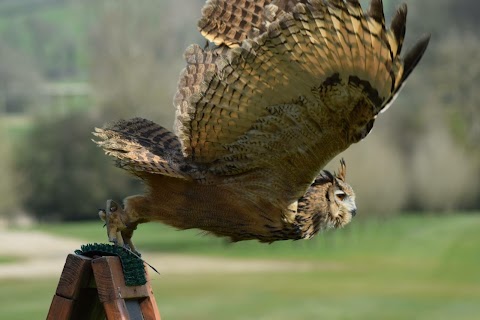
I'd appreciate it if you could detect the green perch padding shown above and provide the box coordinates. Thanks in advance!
[75,243,147,286]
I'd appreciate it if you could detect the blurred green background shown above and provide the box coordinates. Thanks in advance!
[0,0,479,319]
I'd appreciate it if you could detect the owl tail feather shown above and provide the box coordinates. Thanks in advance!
[93,117,191,179]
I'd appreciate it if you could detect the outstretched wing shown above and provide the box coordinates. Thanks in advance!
[174,0,429,201]
[94,118,193,179]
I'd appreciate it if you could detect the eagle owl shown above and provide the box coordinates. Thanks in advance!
[95,0,429,250]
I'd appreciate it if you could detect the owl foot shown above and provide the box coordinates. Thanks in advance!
[98,199,139,254]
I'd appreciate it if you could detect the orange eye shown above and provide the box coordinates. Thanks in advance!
[336,192,346,201]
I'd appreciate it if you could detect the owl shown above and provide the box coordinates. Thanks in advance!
[94,0,429,251]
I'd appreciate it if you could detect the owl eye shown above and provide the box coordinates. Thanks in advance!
[335,191,346,201]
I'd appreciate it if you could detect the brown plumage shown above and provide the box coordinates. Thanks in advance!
[94,0,429,249]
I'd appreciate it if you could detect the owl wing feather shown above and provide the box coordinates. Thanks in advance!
[93,118,193,179]
[174,0,429,201]
[198,0,302,47]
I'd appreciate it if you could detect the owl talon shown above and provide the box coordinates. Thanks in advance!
[98,199,139,253]
[98,199,127,247]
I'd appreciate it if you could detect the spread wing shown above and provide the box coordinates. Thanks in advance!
[174,0,429,201]
[93,118,193,179]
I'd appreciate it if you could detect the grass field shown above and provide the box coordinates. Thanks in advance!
[2,213,480,319]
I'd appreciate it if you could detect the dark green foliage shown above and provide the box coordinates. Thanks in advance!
[16,112,142,221]
[75,243,147,286]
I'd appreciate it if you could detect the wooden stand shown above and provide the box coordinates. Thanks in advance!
[47,254,161,320]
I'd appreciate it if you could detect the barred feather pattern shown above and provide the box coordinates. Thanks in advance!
[93,118,194,179]
[174,0,428,202]
[198,0,302,47]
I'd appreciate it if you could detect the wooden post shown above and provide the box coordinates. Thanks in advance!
[47,254,161,320]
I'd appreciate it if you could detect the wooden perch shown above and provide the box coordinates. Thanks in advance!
[47,253,161,320]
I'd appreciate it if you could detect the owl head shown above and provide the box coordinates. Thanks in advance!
[329,159,356,227]
[312,159,357,229]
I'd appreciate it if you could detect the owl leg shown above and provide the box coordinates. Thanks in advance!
[98,199,139,254]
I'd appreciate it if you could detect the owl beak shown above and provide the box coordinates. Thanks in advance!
[351,208,357,217]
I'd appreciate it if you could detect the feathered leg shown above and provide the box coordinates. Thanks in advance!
[98,198,142,253]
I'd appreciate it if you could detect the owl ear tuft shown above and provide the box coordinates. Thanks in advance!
[314,170,334,186]
[335,158,347,182]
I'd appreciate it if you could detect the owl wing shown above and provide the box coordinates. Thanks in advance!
[93,118,193,179]
[197,0,301,47]
[174,0,429,200]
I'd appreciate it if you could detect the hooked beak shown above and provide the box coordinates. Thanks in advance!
[351,208,357,217]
